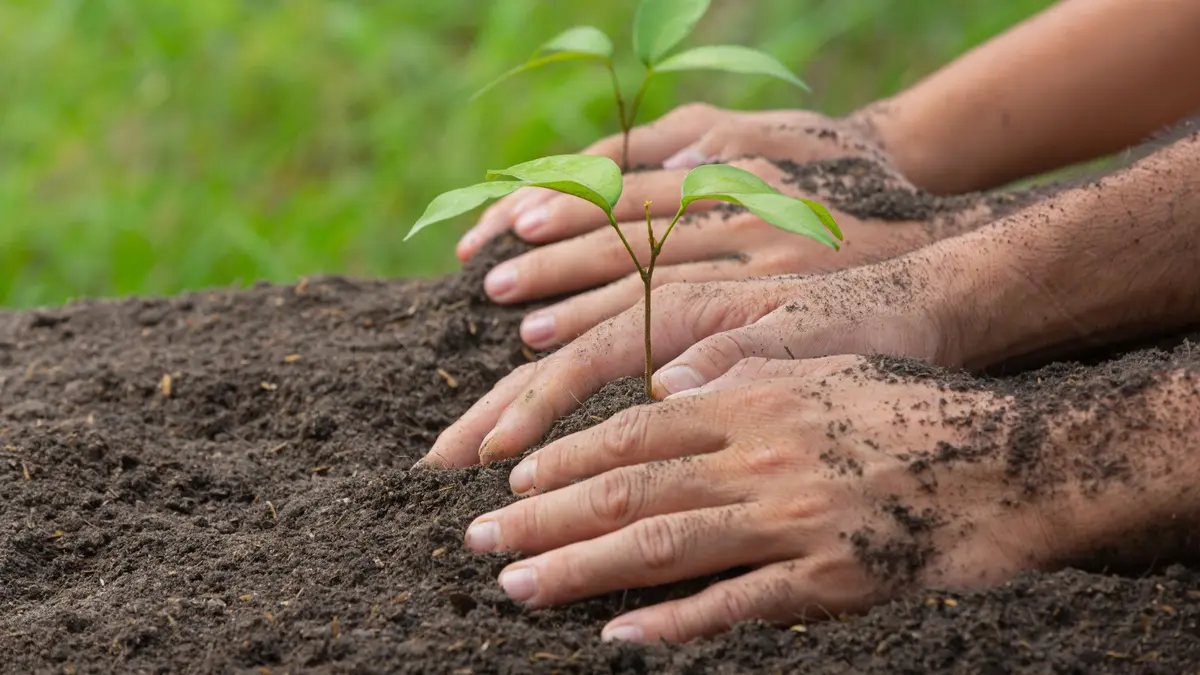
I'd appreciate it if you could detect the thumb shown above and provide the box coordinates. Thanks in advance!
[660,138,718,171]
[661,118,747,170]
[666,355,868,399]
[651,323,781,398]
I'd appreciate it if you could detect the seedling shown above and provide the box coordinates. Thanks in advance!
[406,155,842,398]
[471,0,809,170]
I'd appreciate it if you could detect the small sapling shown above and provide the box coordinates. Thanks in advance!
[470,0,809,170]
[406,155,842,398]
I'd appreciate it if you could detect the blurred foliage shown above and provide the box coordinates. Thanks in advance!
[0,0,1054,307]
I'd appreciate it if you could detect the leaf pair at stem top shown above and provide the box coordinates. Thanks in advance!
[471,0,808,170]
[408,0,840,398]
[406,155,842,398]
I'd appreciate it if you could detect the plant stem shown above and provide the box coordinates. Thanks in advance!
[643,201,657,399]
[605,61,632,172]
[622,72,652,174]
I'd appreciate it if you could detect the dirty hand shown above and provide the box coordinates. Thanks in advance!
[455,103,896,263]
[483,156,936,350]
[418,249,960,469]
[461,355,1055,642]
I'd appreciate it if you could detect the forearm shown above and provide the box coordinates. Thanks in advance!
[935,132,1200,370]
[856,0,1200,195]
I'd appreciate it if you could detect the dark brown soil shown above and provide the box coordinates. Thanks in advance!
[3,184,1200,673]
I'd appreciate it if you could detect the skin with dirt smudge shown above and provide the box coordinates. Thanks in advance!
[455,0,1200,351]
[461,354,1200,643]
[420,130,1200,470]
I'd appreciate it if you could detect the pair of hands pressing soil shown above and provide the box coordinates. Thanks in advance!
[3,162,1200,672]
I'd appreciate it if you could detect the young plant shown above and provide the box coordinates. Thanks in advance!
[406,155,842,398]
[470,0,808,170]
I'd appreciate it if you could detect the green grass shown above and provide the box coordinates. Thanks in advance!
[0,0,1055,308]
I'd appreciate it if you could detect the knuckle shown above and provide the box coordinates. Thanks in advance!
[698,331,755,369]
[710,583,755,625]
[601,406,653,463]
[587,468,643,525]
[729,357,771,379]
[671,101,719,122]
[738,441,791,475]
[630,516,684,571]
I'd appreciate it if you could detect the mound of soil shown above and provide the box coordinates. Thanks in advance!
[3,172,1200,673]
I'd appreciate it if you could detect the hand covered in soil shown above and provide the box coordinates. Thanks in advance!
[460,356,1054,642]
[455,107,915,344]
[418,253,957,469]
[479,157,937,350]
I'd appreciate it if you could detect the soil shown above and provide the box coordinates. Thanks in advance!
[3,162,1200,673]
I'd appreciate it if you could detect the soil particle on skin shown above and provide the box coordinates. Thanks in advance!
[776,156,1087,224]
[3,243,1200,671]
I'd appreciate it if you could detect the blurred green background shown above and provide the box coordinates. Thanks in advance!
[0,0,1055,308]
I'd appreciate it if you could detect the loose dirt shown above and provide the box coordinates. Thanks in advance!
[2,166,1199,673]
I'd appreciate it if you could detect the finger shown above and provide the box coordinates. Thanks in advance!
[667,355,868,399]
[519,260,758,350]
[467,453,738,555]
[514,168,716,242]
[601,557,871,643]
[651,321,779,398]
[477,279,787,464]
[582,102,728,167]
[417,362,539,468]
[456,187,557,261]
[486,209,753,305]
[507,394,727,495]
[662,115,778,170]
[492,502,782,609]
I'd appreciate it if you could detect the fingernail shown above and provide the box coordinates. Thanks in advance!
[409,458,426,471]
[602,625,645,643]
[499,567,537,603]
[514,206,547,238]
[478,428,501,464]
[484,264,518,300]
[520,312,556,347]
[509,458,537,494]
[654,365,705,396]
[458,229,478,251]
[464,519,500,552]
[663,148,706,170]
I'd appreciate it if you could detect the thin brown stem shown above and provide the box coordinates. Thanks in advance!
[655,205,688,254]
[606,61,632,172]
[622,72,652,174]
[643,201,657,399]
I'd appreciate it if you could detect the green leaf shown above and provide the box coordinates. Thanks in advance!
[679,165,841,249]
[735,193,840,248]
[405,181,523,241]
[486,154,623,216]
[469,26,613,101]
[540,26,614,58]
[680,164,777,202]
[799,198,843,240]
[654,45,810,91]
[633,0,711,66]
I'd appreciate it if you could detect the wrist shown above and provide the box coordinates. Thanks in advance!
[845,97,949,195]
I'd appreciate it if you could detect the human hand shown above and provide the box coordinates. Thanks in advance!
[460,356,1058,643]
[418,249,962,469]
[483,156,936,350]
[455,103,895,263]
